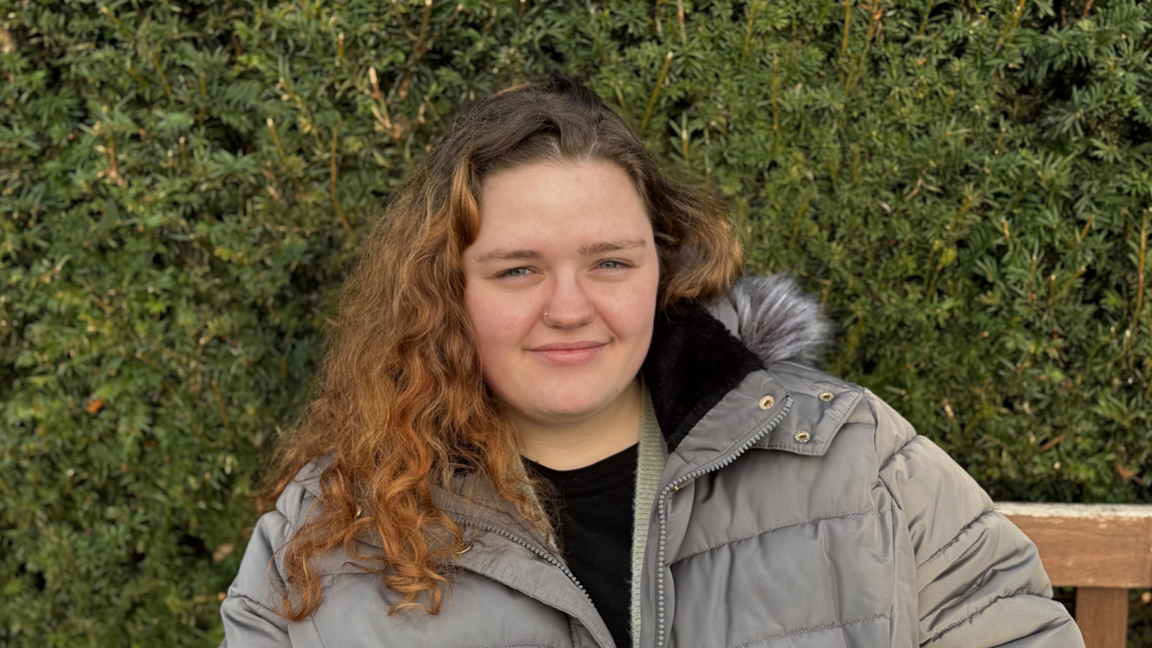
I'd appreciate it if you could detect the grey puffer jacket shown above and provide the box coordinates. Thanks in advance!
[221,276,1084,648]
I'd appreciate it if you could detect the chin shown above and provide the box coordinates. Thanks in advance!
[518,386,617,422]
[537,398,607,421]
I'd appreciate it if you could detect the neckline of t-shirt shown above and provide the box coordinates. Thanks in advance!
[524,442,639,490]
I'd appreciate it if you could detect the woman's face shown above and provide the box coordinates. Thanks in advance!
[463,160,660,428]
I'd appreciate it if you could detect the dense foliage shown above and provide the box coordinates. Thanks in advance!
[1,0,1149,644]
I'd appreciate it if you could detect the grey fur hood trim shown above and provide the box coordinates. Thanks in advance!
[708,274,833,368]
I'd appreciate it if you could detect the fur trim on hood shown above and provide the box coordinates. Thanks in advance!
[709,274,833,368]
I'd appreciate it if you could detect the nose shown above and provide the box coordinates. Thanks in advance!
[543,274,594,328]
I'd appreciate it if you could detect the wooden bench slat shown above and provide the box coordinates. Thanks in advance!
[996,503,1152,589]
[996,502,1152,519]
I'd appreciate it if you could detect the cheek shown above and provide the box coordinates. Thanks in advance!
[606,271,660,344]
[464,288,499,353]
[630,295,659,344]
[465,286,530,364]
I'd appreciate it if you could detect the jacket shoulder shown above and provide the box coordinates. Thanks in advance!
[269,454,384,576]
[274,454,331,531]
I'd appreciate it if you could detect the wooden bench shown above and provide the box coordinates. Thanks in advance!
[996,502,1152,648]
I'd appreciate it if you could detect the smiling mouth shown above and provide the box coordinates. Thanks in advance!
[527,342,607,366]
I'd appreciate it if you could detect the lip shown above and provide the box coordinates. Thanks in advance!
[527,341,607,366]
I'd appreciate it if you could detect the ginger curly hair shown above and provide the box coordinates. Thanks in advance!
[265,75,742,619]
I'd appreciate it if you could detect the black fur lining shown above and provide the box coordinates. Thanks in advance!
[642,302,764,453]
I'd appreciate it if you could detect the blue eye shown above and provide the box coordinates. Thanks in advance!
[599,260,629,270]
[499,267,531,278]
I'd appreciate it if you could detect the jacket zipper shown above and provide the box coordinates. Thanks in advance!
[449,517,621,646]
[454,518,594,602]
[652,396,793,648]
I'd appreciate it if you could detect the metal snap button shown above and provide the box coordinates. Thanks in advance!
[818,391,834,402]
[758,395,775,410]
[794,430,812,443]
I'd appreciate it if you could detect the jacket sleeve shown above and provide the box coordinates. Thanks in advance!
[219,510,293,648]
[868,390,1085,648]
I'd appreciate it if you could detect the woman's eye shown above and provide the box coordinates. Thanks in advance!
[499,267,532,278]
[598,260,628,270]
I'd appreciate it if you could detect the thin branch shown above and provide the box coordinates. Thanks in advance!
[741,2,758,69]
[641,52,674,135]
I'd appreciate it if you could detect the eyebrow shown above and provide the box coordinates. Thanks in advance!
[579,238,648,255]
[472,238,648,263]
[472,248,543,263]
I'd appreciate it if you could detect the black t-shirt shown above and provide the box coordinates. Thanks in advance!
[525,443,638,648]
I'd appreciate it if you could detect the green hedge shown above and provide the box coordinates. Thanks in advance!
[2,0,1150,645]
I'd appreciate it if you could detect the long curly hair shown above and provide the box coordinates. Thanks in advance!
[265,75,743,619]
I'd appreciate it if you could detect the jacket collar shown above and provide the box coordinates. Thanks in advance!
[641,302,764,453]
[643,274,833,454]
[289,454,555,555]
[432,470,555,550]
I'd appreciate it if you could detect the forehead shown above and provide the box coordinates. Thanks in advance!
[473,160,652,247]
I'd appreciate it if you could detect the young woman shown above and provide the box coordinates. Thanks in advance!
[220,76,1083,648]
